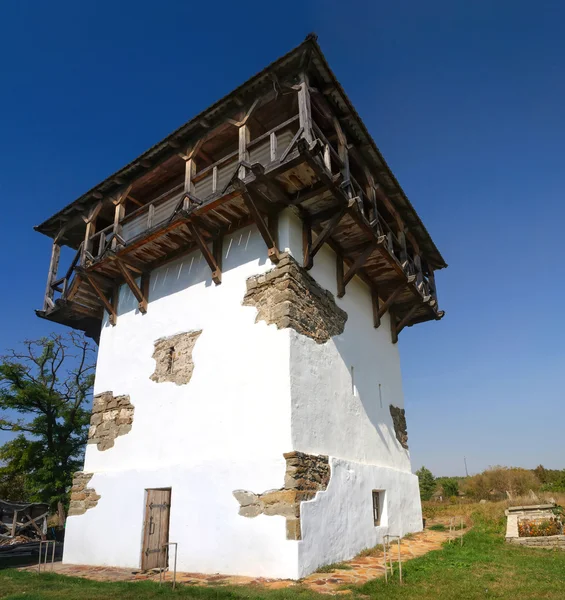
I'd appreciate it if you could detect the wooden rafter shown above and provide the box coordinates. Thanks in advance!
[302,214,312,268]
[390,308,398,344]
[396,304,419,337]
[114,259,148,313]
[236,183,280,263]
[80,270,117,325]
[109,252,144,274]
[377,281,409,321]
[186,222,222,284]
[336,253,345,298]
[371,287,380,328]
[305,204,348,269]
[340,243,376,296]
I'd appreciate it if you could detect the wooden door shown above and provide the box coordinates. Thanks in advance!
[141,488,171,570]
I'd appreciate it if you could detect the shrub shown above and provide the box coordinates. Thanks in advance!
[463,466,541,500]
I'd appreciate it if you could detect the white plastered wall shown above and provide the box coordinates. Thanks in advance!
[64,212,422,579]
[279,210,423,576]
[63,225,300,578]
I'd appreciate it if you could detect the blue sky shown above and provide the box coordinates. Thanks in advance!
[0,0,563,476]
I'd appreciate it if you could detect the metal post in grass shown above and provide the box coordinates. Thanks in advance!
[159,543,178,590]
[397,536,403,584]
[460,517,464,546]
[38,540,56,573]
[383,536,388,583]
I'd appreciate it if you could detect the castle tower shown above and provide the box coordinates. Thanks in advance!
[35,35,446,579]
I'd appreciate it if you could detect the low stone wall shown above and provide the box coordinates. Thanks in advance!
[508,535,565,549]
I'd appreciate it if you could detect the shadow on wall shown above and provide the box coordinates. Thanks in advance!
[103,226,268,325]
[288,244,407,467]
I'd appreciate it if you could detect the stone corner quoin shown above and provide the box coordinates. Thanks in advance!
[242,254,348,344]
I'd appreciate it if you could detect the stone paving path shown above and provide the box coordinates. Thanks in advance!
[20,524,466,595]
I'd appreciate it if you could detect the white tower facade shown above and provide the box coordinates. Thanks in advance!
[36,36,445,579]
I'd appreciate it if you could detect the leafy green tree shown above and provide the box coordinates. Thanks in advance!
[0,469,28,502]
[0,333,95,523]
[416,466,436,501]
[442,478,459,498]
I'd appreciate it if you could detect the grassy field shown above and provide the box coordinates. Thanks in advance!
[2,501,565,599]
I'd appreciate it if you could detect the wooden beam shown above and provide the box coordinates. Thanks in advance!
[371,287,381,328]
[186,222,222,284]
[390,308,398,344]
[336,253,345,298]
[213,235,223,276]
[340,244,375,294]
[82,272,117,325]
[23,514,45,539]
[111,283,119,320]
[10,510,17,537]
[428,266,438,303]
[302,215,312,268]
[114,260,148,313]
[238,186,280,263]
[82,218,97,264]
[141,272,150,307]
[270,131,277,162]
[82,200,103,224]
[108,252,144,274]
[111,200,126,250]
[183,157,196,210]
[238,124,250,179]
[306,205,347,269]
[396,304,420,337]
[297,75,314,144]
[377,281,407,320]
[43,241,61,311]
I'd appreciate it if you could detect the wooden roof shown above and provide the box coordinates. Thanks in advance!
[34,34,446,270]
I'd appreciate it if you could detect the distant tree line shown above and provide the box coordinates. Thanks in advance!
[416,464,565,502]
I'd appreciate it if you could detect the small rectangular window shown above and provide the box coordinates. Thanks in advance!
[372,491,381,526]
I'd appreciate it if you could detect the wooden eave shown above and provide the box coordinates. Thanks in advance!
[33,34,446,270]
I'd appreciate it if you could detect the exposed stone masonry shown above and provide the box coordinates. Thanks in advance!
[243,254,347,344]
[150,330,202,385]
[88,392,134,451]
[389,405,409,449]
[233,451,331,540]
[68,472,100,516]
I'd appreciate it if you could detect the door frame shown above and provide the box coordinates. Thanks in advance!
[140,487,172,571]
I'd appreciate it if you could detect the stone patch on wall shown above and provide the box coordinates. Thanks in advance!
[233,451,331,540]
[243,254,347,344]
[150,330,202,385]
[389,405,408,449]
[88,391,134,451]
[68,472,100,516]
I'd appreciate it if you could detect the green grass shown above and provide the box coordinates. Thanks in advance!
[315,562,353,573]
[2,513,565,599]
[352,515,565,599]
[428,524,448,531]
